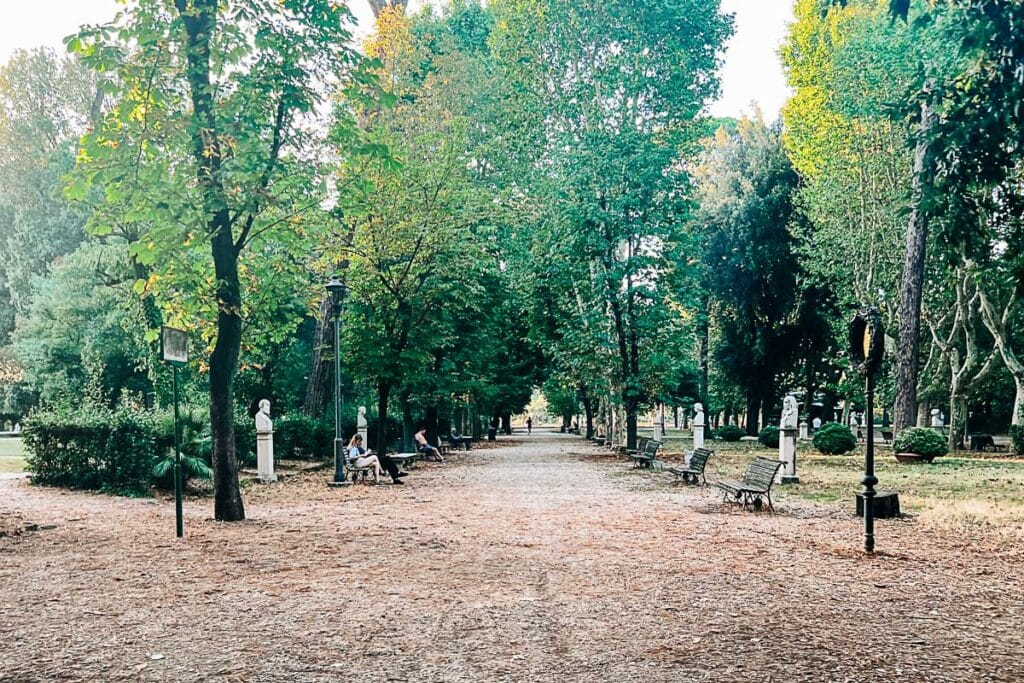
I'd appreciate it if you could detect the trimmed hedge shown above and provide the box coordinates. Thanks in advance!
[714,424,745,442]
[23,408,160,495]
[812,422,857,455]
[892,427,947,460]
[758,425,780,448]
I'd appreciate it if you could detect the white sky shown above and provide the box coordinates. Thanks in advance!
[0,0,793,120]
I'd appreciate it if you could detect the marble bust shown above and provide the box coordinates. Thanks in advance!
[255,399,273,432]
[693,402,705,427]
[781,395,799,430]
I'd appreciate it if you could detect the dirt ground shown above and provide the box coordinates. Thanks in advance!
[1,431,1022,683]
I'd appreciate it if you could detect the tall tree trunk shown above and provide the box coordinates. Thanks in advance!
[375,380,391,457]
[580,385,595,439]
[426,405,440,445]
[176,0,244,521]
[400,390,414,452]
[697,313,709,406]
[894,98,935,432]
[368,0,409,18]
[745,390,760,435]
[302,294,334,417]
[501,413,512,435]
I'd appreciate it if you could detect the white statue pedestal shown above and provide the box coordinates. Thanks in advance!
[257,429,277,482]
[693,424,705,451]
[778,427,799,484]
[799,420,809,440]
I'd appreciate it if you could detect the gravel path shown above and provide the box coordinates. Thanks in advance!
[1,431,1022,682]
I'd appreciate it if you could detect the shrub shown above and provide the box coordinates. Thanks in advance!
[1010,425,1024,455]
[758,425,780,448]
[893,427,947,460]
[714,424,745,442]
[23,407,159,495]
[812,422,857,455]
[274,412,333,460]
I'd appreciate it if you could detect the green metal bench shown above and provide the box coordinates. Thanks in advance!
[627,439,661,469]
[715,457,783,511]
[667,447,713,485]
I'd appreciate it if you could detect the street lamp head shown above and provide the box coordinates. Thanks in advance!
[325,274,347,307]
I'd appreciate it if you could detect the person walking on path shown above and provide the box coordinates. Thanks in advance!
[415,428,444,463]
[526,416,533,434]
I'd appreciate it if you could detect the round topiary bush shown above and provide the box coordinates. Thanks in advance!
[714,424,745,442]
[812,422,857,455]
[893,427,948,461]
[758,425,780,448]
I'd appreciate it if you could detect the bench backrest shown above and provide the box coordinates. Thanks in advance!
[689,448,713,472]
[636,436,650,452]
[645,439,662,456]
[742,457,782,488]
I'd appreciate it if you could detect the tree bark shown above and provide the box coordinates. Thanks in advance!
[400,390,414,452]
[176,0,244,521]
[375,379,392,457]
[501,412,512,435]
[302,294,334,417]
[368,0,409,18]
[894,98,935,432]
[580,385,595,439]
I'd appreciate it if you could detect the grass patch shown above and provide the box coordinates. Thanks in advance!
[0,438,26,473]
[643,431,1024,530]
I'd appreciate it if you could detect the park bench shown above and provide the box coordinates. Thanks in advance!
[627,439,662,469]
[625,436,650,457]
[880,429,893,445]
[667,447,713,485]
[715,457,783,511]
[444,434,472,451]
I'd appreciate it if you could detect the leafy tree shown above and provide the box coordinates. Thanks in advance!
[495,0,733,449]
[0,49,97,344]
[695,116,804,434]
[69,0,365,520]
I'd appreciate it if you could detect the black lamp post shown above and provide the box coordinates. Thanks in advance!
[849,307,884,553]
[326,275,350,486]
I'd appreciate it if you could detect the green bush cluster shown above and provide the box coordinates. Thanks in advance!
[714,424,745,442]
[758,425,780,448]
[23,407,161,495]
[892,427,947,460]
[812,422,857,455]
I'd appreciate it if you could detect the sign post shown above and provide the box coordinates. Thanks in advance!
[848,308,884,553]
[161,326,189,538]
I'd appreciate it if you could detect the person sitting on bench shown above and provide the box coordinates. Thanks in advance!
[415,428,444,463]
[347,434,383,484]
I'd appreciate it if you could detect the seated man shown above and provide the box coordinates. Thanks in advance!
[415,428,444,463]
[449,427,472,450]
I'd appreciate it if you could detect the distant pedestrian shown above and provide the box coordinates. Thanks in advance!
[526,416,533,434]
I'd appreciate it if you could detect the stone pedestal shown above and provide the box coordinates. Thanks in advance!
[655,403,666,442]
[693,424,705,451]
[799,420,809,440]
[777,427,798,484]
[257,430,277,482]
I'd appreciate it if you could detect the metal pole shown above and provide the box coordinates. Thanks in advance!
[863,372,877,553]
[332,311,347,484]
[173,365,184,539]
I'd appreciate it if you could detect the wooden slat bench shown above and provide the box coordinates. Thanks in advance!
[715,457,783,511]
[628,439,662,469]
[667,447,713,485]
[625,437,650,457]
